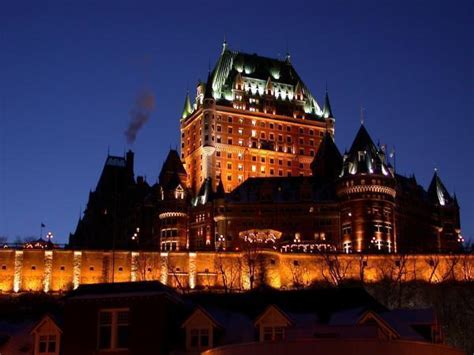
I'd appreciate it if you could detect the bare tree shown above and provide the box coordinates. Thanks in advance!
[426,255,441,283]
[320,252,352,286]
[214,254,242,292]
[289,261,310,289]
[441,255,460,282]
[135,253,159,281]
[460,254,474,281]
[165,257,189,293]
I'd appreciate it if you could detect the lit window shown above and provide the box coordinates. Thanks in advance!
[251,130,257,137]
[251,165,257,172]
[98,309,129,350]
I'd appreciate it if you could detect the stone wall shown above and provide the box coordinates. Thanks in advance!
[0,249,472,293]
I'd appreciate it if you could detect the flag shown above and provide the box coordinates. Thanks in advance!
[41,223,45,228]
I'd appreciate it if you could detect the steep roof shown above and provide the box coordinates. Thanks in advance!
[209,45,322,117]
[181,92,193,119]
[341,125,393,178]
[427,170,453,206]
[159,150,187,187]
[310,132,342,181]
[322,91,334,118]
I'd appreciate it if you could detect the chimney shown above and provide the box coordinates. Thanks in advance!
[126,150,134,177]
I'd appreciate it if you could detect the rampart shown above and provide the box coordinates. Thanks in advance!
[0,249,472,293]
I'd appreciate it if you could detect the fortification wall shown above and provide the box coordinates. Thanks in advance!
[0,249,472,293]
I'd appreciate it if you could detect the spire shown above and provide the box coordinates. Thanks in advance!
[181,92,193,119]
[222,36,228,53]
[428,169,453,207]
[322,90,334,118]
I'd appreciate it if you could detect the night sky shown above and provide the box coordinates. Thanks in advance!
[0,0,472,244]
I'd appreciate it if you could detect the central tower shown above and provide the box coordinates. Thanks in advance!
[180,42,335,193]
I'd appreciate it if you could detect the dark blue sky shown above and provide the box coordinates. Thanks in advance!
[0,0,472,244]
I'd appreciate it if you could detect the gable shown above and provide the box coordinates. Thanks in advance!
[182,308,219,329]
[30,315,62,335]
[358,311,398,339]
[254,305,292,327]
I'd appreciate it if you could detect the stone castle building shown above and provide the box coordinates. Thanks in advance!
[69,42,462,255]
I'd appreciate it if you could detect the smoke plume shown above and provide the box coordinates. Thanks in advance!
[125,89,156,144]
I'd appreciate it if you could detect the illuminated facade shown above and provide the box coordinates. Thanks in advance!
[180,42,334,194]
[69,42,463,256]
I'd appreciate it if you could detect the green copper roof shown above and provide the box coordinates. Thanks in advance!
[209,46,322,116]
[181,92,193,119]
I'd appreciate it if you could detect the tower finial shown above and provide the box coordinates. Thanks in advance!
[222,36,228,53]
[360,105,365,125]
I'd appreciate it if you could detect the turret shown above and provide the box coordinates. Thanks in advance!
[156,150,189,251]
[427,170,461,251]
[201,71,217,181]
[181,92,193,119]
[336,125,397,253]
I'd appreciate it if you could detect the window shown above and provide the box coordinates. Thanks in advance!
[98,309,129,350]
[262,326,286,342]
[38,335,57,354]
[190,328,210,349]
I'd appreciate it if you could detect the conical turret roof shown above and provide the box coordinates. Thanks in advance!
[428,170,453,206]
[181,92,193,119]
[322,91,334,118]
[310,132,342,181]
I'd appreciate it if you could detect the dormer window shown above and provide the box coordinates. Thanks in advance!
[358,151,366,161]
[263,326,286,341]
[31,315,62,355]
[175,186,185,199]
[190,328,210,349]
